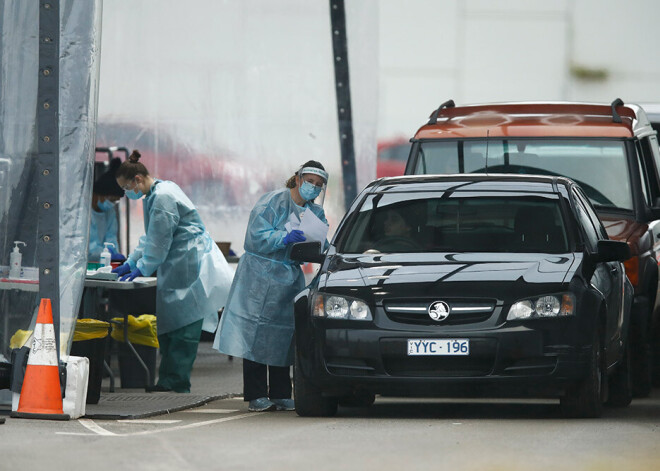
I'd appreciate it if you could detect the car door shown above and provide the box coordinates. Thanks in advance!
[635,136,660,310]
[573,187,625,365]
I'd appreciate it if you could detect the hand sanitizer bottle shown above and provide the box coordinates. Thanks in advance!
[9,241,26,279]
[100,242,114,268]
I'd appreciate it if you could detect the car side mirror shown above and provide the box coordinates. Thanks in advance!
[290,241,325,264]
[593,239,631,263]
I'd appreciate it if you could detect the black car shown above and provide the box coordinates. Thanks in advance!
[291,174,633,418]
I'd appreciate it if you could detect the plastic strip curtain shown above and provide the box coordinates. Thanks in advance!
[96,0,377,255]
[0,0,103,359]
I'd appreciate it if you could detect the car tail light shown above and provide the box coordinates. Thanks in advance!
[623,256,639,287]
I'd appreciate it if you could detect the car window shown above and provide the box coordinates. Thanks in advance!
[571,189,600,250]
[415,139,632,210]
[635,141,652,207]
[414,141,486,174]
[574,187,608,240]
[647,134,660,191]
[638,136,660,206]
[339,194,569,254]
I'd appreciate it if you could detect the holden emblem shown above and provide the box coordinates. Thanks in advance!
[428,301,450,321]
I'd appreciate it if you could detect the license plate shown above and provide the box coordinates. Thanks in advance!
[407,339,470,356]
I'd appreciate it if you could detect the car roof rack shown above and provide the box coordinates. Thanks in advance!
[427,99,455,125]
[611,98,624,123]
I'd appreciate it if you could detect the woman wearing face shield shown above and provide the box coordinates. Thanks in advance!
[88,157,126,262]
[213,161,329,412]
[111,150,234,393]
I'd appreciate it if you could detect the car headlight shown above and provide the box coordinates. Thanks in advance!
[312,294,372,321]
[506,293,574,320]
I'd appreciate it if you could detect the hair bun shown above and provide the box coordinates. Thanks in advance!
[128,150,141,163]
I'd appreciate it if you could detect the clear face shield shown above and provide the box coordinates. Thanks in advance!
[298,166,328,206]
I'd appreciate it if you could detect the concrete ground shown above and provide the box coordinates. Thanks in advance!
[0,339,244,420]
[90,339,244,418]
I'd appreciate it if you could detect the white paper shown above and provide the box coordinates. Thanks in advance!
[285,212,301,233]
[297,207,329,243]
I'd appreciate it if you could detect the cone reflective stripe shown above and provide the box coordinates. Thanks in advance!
[11,298,69,420]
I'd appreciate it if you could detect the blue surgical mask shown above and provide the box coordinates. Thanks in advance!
[125,188,143,200]
[299,181,322,201]
[97,199,117,212]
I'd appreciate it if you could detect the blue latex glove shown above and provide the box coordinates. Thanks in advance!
[108,246,126,262]
[112,263,131,276]
[283,229,306,245]
[120,267,143,282]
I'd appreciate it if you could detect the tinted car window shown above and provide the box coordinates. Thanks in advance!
[574,187,608,240]
[636,143,652,207]
[415,139,631,210]
[647,134,660,186]
[638,136,660,205]
[572,189,600,250]
[340,194,569,254]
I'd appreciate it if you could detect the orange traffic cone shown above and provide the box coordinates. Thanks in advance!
[11,298,69,420]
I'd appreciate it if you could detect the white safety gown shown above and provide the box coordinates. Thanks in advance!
[126,180,233,335]
[213,188,327,366]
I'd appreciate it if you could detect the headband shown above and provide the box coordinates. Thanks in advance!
[300,166,329,183]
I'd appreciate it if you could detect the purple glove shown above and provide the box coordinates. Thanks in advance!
[108,246,126,262]
[283,229,306,245]
[112,263,131,276]
[120,267,143,282]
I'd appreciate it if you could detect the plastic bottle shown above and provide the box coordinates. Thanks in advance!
[9,241,26,279]
[100,242,114,268]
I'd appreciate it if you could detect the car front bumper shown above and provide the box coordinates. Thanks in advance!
[296,321,593,399]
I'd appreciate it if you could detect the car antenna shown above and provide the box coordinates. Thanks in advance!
[485,129,489,174]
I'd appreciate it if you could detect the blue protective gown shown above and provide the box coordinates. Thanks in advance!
[126,180,233,335]
[88,208,119,261]
[213,188,327,367]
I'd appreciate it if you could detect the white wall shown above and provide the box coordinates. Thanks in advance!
[378,0,660,138]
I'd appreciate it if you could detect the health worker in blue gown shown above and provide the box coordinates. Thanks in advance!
[81,157,127,319]
[214,161,329,412]
[112,150,234,393]
[88,157,126,262]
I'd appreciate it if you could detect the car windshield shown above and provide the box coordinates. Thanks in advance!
[413,139,632,210]
[339,193,569,254]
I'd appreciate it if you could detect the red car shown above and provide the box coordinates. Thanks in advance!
[376,137,410,178]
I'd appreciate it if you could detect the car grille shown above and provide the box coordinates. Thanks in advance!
[383,299,496,325]
[380,338,497,377]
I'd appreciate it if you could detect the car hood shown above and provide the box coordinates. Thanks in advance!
[320,252,579,305]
